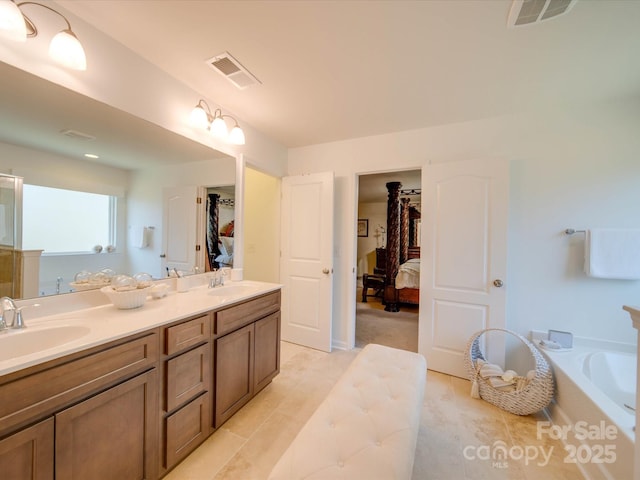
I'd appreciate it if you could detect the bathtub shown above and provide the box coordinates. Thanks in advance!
[537,337,635,480]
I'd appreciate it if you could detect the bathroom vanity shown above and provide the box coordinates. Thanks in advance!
[0,280,281,479]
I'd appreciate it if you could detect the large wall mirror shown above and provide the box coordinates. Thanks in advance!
[0,61,236,299]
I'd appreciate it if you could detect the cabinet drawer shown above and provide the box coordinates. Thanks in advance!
[165,392,210,469]
[165,344,210,412]
[0,332,158,436]
[215,291,280,336]
[165,314,210,356]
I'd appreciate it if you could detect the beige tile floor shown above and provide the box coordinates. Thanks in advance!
[165,342,584,480]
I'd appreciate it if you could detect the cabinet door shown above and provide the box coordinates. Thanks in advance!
[0,417,53,480]
[55,369,159,480]
[215,323,254,427]
[254,311,281,393]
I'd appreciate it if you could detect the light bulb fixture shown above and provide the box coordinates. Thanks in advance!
[0,1,87,70]
[189,99,246,145]
[0,0,26,41]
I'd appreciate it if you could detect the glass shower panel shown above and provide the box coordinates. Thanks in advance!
[0,174,23,297]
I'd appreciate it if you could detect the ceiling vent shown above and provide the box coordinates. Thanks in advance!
[205,51,261,90]
[60,129,96,141]
[507,0,578,27]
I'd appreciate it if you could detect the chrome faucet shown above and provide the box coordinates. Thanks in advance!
[208,269,225,288]
[0,296,27,331]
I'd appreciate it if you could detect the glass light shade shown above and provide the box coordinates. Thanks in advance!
[49,29,86,70]
[229,125,246,145]
[189,105,209,129]
[210,116,228,138]
[0,0,27,42]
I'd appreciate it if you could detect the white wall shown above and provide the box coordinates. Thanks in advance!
[128,157,236,278]
[289,98,640,349]
[0,3,288,178]
[356,202,386,278]
[0,2,289,289]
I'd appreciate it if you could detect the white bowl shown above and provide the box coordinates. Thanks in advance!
[101,286,151,309]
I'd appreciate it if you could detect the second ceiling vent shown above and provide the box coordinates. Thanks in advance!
[507,0,578,27]
[205,51,261,90]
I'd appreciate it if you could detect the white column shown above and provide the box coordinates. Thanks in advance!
[623,305,640,480]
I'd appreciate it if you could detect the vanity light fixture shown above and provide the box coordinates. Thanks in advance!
[0,0,87,70]
[190,99,245,146]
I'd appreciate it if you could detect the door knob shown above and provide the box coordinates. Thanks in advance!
[322,268,331,274]
[159,254,166,258]
[493,279,504,288]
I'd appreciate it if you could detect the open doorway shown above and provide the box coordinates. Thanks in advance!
[355,170,421,352]
[204,185,235,272]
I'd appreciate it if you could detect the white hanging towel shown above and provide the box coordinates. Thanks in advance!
[130,225,149,249]
[585,228,640,279]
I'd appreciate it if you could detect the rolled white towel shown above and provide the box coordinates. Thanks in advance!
[488,377,516,389]
[479,363,505,379]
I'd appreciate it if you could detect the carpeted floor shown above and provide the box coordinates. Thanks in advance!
[355,290,419,352]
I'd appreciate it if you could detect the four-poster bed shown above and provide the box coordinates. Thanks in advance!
[361,181,421,312]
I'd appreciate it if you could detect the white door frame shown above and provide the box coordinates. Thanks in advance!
[346,167,424,351]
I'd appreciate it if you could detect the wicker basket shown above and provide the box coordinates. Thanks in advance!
[100,286,151,310]
[464,328,554,416]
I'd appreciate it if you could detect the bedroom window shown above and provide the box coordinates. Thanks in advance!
[22,184,116,254]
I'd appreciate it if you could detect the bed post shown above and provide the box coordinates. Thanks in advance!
[207,193,221,271]
[400,197,410,265]
[384,182,401,312]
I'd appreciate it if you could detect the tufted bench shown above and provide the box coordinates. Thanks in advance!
[268,344,427,480]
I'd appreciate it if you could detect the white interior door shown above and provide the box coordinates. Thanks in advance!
[161,185,204,275]
[280,172,334,352]
[420,158,509,378]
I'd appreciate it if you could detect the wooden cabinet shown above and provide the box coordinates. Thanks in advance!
[160,314,211,473]
[165,391,210,468]
[0,417,53,480]
[55,370,158,480]
[254,311,281,393]
[214,291,281,428]
[0,332,159,480]
[0,333,158,437]
[215,323,254,426]
[0,287,281,480]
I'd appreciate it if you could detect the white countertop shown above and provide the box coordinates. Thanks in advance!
[0,279,281,377]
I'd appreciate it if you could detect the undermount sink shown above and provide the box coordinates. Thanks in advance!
[0,325,92,362]
[207,285,259,298]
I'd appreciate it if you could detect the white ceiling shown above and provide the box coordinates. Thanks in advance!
[56,0,640,149]
[0,61,226,170]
